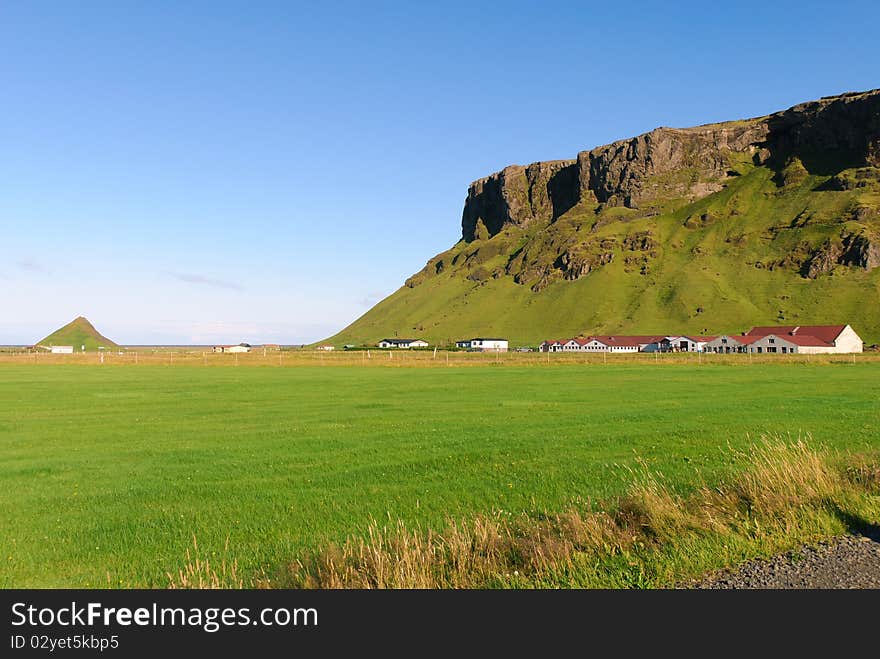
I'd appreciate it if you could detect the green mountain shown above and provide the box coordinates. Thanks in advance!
[328,89,880,346]
[37,316,119,351]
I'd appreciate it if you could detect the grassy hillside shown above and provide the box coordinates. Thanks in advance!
[328,159,880,346]
[37,316,118,351]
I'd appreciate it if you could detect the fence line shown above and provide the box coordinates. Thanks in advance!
[0,348,876,368]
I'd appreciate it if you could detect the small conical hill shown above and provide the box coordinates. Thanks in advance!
[37,317,118,351]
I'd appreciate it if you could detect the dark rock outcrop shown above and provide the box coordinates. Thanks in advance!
[802,240,843,278]
[762,91,880,172]
[801,232,880,278]
[461,160,577,241]
[841,233,880,270]
[582,122,765,208]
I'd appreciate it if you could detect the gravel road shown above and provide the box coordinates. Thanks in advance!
[685,533,880,589]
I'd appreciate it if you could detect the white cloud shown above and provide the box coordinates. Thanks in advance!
[167,271,243,291]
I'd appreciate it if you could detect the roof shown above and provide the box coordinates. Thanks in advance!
[745,325,847,343]
[379,338,422,343]
[590,335,665,346]
[754,333,833,347]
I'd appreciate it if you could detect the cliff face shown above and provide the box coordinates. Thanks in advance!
[461,160,579,240]
[461,89,880,241]
[764,91,880,171]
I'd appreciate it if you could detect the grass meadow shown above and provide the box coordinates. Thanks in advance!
[1,356,879,587]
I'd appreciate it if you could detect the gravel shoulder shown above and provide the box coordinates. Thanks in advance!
[684,532,880,589]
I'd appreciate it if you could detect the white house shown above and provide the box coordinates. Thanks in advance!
[316,344,335,351]
[459,338,508,352]
[590,336,642,352]
[540,335,663,353]
[744,325,863,354]
[659,336,716,353]
[539,340,565,353]
[562,338,589,351]
[213,343,251,353]
[49,345,74,354]
[581,338,612,351]
[611,336,665,352]
[377,338,429,349]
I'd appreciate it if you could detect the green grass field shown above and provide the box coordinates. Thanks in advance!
[2,361,879,587]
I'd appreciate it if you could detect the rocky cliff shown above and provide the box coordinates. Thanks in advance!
[461,89,880,241]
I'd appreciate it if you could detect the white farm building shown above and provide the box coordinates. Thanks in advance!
[212,343,252,353]
[741,325,863,354]
[377,338,429,349]
[456,338,508,352]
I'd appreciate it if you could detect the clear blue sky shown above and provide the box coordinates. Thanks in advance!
[1,1,877,344]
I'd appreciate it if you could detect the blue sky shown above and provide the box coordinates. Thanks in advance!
[1,1,877,344]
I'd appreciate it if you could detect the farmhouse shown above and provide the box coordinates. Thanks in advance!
[562,338,590,351]
[612,336,666,352]
[591,336,653,353]
[457,338,509,352]
[542,335,665,353]
[744,334,823,354]
[539,340,565,353]
[744,325,863,354]
[377,338,429,349]
[212,343,251,353]
[658,336,716,353]
[316,344,335,351]
[705,335,760,353]
[49,345,74,354]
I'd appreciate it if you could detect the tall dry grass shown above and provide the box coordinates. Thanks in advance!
[167,536,244,589]
[168,436,878,589]
[281,437,873,588]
